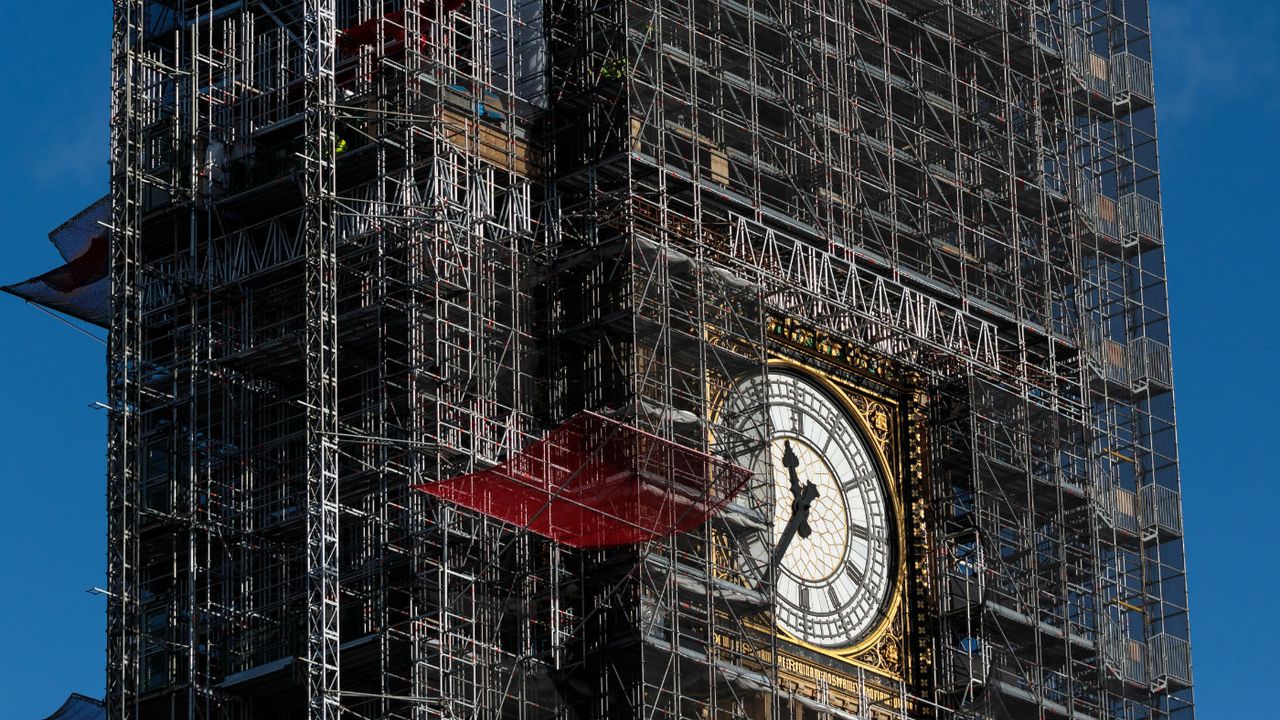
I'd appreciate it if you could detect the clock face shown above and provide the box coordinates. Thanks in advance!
[725,370,895,650]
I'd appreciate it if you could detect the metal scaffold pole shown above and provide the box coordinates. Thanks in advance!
[107,1,144,718]
[304,0,341,718]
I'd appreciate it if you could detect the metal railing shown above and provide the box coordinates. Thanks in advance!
[1086,327,1173,394]
[1140,485,1183,542]
[957,0,1003,25]
[1112,52,1156,104]
[1067,42,1155,109]
[1076,186,1121,240]
[1087,333,1131,387]
[1111,487,1140,536]
[1102,622,1147,686]
[1130,337,1173,390]
[1120,193,1164,245]
[1148,633,1193,691]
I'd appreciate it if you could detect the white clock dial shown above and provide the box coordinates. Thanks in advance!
[724,370,895,649]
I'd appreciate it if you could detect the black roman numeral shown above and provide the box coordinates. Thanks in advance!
[843,472,872,492]
[845,560,865,587]
[827,585,844,611]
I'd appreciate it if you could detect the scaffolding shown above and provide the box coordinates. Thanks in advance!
[81,0,1196,719]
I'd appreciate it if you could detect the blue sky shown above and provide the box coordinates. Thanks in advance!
[0,1,1275,718]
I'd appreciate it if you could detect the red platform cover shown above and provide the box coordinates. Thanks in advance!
[415,411,752,548]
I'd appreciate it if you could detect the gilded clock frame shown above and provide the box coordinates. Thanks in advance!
[711,315,933,698]
[758,354,908,666]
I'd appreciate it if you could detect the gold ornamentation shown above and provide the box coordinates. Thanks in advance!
[758,322,934,699]
[766,315,914,386]
[758,357,906,683]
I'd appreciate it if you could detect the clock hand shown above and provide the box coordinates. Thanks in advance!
[755,475,819,595]
[770,480,819,572]
[748,440,820,599]
[781,440,812,538]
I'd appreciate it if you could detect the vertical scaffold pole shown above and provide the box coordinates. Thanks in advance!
[304,1,341,719]
[107,1,144,718]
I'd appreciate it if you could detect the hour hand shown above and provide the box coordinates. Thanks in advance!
[764,479,819,587]
[782,440,812,537]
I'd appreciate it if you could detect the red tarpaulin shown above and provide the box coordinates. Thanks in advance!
[415,411,753,548]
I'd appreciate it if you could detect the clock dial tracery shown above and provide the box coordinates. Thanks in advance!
[726,369,896,651]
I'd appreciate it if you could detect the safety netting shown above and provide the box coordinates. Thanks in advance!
[2,196,111,327]
[415,411,753,549]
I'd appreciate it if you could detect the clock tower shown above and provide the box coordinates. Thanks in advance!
[3,0,1191,718]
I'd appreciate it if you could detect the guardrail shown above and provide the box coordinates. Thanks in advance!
[1120,193,1164,246]
[1148,633,1193,691]
[1112,52,1155,104]
[1130,337,1173,390]
[1111,487,1140,536]
[1140,485,1183,542]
